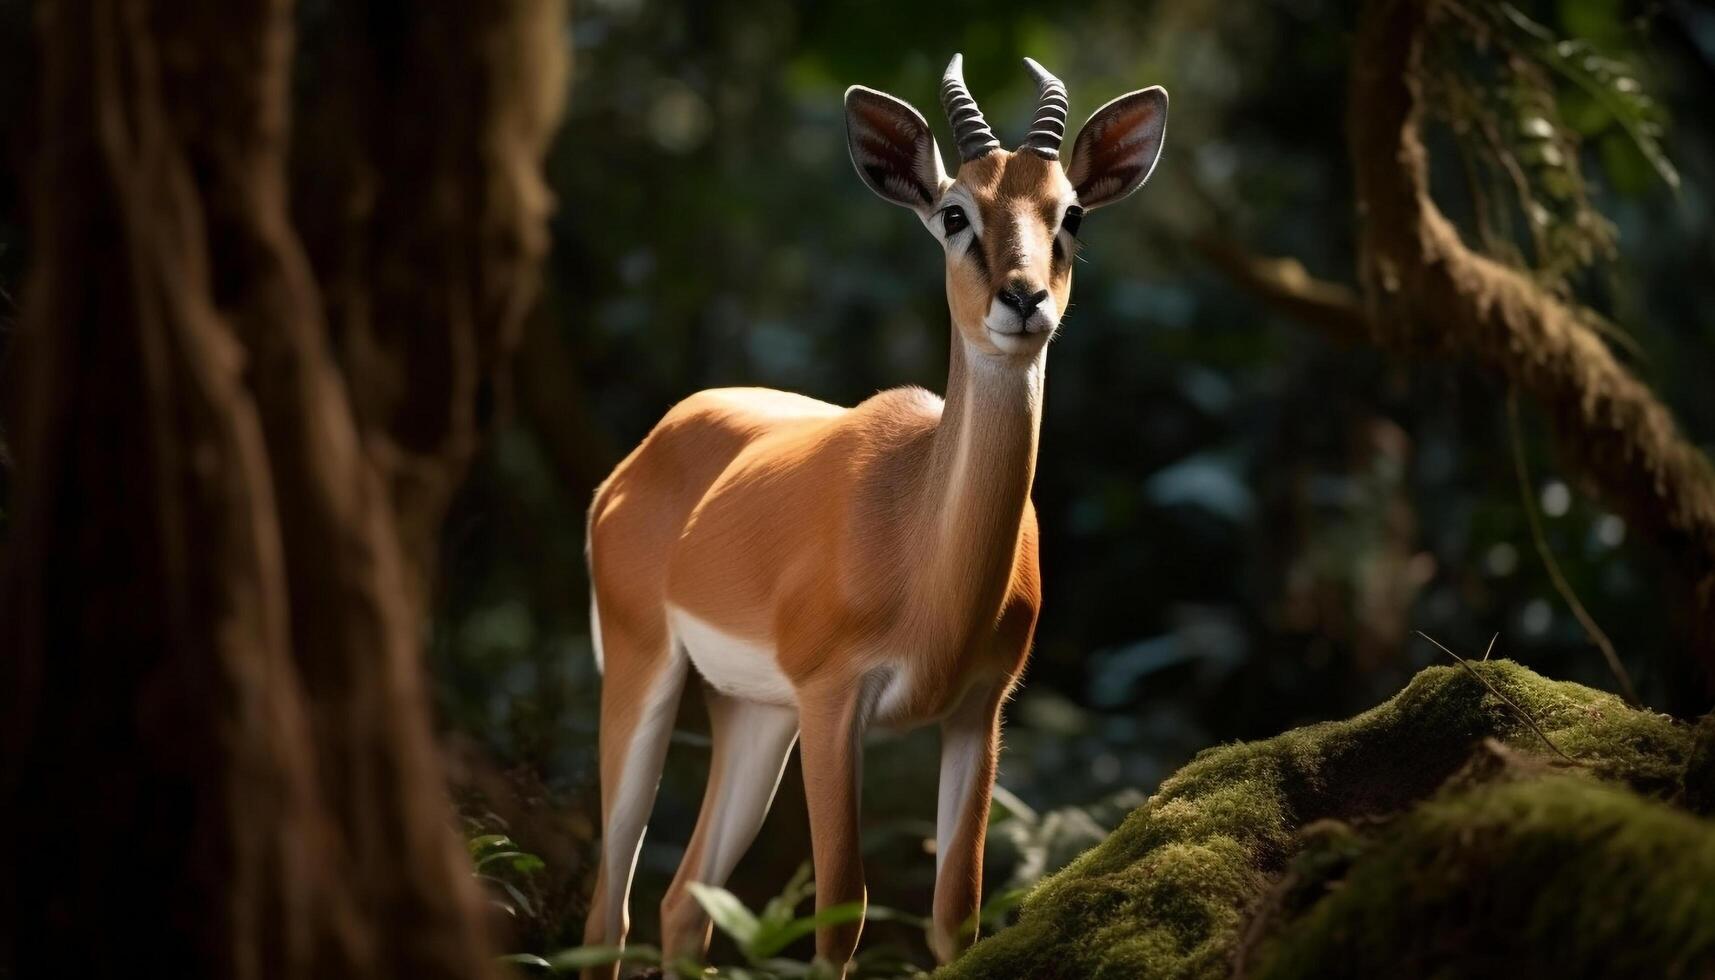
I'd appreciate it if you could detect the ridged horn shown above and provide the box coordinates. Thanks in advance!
[940,53,1000,161]
[1021,57,1069,159]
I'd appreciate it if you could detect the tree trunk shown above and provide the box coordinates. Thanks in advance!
[292,0,567,603]
[0,1,567,977]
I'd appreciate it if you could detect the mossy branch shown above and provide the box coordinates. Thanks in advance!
[1347,0,1715,664]
[1189,236,1372,346]
[1196,0,1715,670]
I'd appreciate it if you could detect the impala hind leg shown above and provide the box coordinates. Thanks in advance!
[583,615,688,980]
[660,690,800,969]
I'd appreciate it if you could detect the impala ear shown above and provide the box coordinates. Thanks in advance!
[1065,86,1168,210]
[845,85,947,212]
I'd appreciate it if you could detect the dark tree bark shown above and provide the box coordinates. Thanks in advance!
[292,0,567,602]
[0,1,567,977]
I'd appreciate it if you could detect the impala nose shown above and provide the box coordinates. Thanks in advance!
[996,283,1049,316]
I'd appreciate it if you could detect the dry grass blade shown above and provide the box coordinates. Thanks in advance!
[1483,633,1497,662]
[1415,630,1577,764]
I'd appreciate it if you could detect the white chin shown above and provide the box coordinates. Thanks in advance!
[985,327,1047,355]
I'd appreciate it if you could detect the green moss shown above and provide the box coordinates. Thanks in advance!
[939,662,1692,980]
[1251,777,1715,980]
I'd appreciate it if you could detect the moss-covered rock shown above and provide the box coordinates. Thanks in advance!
[939,661,1698,980]
[1250,776,1715,979]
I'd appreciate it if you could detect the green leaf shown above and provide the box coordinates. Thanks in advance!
[476,873,536,918]
[467,833,515,858]
[977,887,1030,928]
[759,863,815,930]
[668,954,714,977]
[1496,2,1678,191]
[544,944,662,970]
[476,850,546,876]
[990,784,1039,826]
[497,953,554,974]
[749,902,929,960]
[748,900,861,959]
[1599,130,1654,196]
[687,883,761,948]
[513,852,548,874]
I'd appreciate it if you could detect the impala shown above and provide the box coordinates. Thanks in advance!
[581,55,1167,978]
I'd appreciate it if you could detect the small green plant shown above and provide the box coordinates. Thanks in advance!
[467,798,1096,978]
[515,863,932,979]
[683,862,929,977]
[469,832,549,922]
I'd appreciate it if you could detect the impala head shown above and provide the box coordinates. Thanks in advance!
[846,55,1167,359]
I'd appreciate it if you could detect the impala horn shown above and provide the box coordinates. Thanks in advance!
[940,53,1000,161]
[1021,57,1069,159]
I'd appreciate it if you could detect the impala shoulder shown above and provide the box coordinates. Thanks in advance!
[858,384,943,416]
[846,385,943,439]
[635,388,850,486]
[664,386,844,430]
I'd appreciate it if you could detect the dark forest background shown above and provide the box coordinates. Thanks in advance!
[2,0,1713,974]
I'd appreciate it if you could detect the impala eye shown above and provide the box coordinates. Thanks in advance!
[941,205,970,236]
[1061,205,1084,238]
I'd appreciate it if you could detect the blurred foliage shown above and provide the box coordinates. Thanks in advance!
[1430,3,1620,290]
[1425,1,1679,305]
[410,0,1715,966]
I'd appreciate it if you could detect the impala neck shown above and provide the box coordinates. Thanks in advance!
[911,328,1045,633]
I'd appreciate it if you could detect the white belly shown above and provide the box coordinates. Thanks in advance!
[668,606,797,706]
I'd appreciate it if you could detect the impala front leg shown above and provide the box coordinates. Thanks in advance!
[929,681,1007,963]
[797,673,884,976]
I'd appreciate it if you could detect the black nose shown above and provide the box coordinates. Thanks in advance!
[997,284,1049,316]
